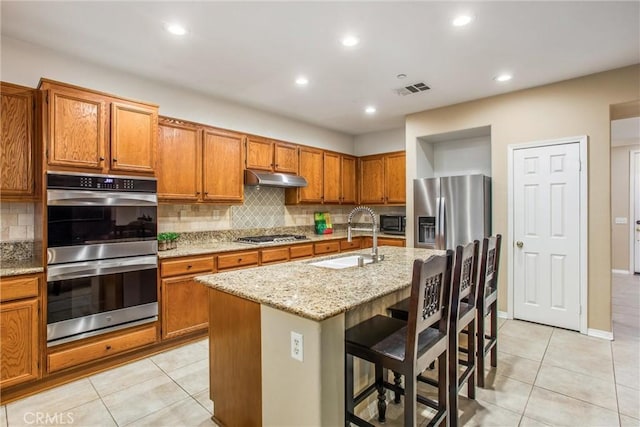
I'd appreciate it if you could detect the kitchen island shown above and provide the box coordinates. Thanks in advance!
[196,246,441,427]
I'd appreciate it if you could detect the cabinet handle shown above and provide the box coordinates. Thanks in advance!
[238,258,243,262]
[275,164,278,167]
[271,163,274,167]
[106,345,112,350]
[99,157,105,161]
[204,192,209,196]
[113,158,118,163]
[196,192,200,195]
[187,265,192,269]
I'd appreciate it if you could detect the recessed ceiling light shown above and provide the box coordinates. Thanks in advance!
[295,76,309,86]
[365,106,376,114]
[452,15,473,27]
[165,23,188,36]
[341,35,360,47]
[494,74,513,82]
[396,73,407,80]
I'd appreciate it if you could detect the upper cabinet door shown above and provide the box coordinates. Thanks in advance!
[298,147,324,203]
[110,102,157,174]
[341,155,357,205]
[385,152,406,204]
[202,128,244,202]
[46,88,107,171]
[359,155,385,204]
[0,83,35,200]
[273,142,298,174]
[246,136,273,171]
[157,120,202,201]
[323,152,341,204]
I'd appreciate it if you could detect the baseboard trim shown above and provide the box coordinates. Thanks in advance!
[498,311,509,319]
[612,269,630,275]
[587,328,613,341]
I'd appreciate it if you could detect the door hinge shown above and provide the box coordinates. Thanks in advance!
[45,93,49,104]
[45,148,49,160]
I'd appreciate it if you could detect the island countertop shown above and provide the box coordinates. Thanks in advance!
[195,246,442,321]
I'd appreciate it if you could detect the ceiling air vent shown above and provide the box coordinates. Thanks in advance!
[394,82,431,96]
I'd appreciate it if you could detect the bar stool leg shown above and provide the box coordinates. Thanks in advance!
[490,302,498,367]
[375,364,387,422]
[467,320,476,399]
[345,353,354,425]
[477,307,487,388]
[393,372,402,404]
[449,332,459,427]
[403,371,417,427]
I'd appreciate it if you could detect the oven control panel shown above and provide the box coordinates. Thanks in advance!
[47,173,157,192]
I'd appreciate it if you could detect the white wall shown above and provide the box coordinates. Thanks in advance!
[353,127,404,156]
[432,136,492,177]
[1,36,354,154]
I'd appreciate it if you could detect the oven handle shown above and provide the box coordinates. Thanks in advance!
[47,190,157,206]
[47,255,158,282]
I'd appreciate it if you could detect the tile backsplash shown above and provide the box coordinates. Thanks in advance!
[159,186,405,234]
[0,202,35,241]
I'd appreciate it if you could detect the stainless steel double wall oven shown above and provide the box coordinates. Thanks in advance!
[46,172,158,346]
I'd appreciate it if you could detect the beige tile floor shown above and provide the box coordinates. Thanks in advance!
[1,273,638,426]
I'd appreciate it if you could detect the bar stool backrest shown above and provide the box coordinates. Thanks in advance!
[405,251,453,362]
[478,235,502,299]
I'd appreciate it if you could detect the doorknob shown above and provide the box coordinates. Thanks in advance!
[516,241,523,248]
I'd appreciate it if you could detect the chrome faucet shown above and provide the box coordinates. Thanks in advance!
[347,205,384,263]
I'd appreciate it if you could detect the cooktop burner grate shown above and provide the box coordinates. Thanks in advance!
[236,234,309,244]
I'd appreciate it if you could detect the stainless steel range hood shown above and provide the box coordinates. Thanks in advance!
[244,170,307,188]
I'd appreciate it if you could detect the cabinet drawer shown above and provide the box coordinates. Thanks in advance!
[161,256,215,278]
[0,275,39,302]
[289,244,314,259]
[217,251,259,271]
[314,241,341,255]
[261,247,289,264]
[339,238,361,251]
[48,325,157,373]
[378,238,406,247]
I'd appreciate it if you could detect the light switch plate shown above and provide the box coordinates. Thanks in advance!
[615,217,628,224]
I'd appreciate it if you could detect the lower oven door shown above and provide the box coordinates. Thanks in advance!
[47,255,158,346]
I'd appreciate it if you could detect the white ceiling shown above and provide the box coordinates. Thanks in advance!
[2,1,639,136]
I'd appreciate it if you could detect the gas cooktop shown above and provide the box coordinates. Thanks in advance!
[236,234,309,244]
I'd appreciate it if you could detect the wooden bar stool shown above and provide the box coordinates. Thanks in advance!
[476,234,502,388]
[387,241,480,427]
[345,251,454,427]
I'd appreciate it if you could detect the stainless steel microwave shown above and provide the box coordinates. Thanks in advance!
[379,215,406,235]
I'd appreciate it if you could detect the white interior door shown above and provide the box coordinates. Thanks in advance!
[634,151,640,274]
[513,142,581,330]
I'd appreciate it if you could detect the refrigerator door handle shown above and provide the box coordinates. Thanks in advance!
[436,196,444,249]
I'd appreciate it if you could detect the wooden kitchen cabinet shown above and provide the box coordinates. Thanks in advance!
[341,155,358,204]
[202,127,244,203]
[39,79,158,175]
[286,146,323,204]
[0,274,41,389]
[157,118,244,203]
[0,82,38,201]
[323,151,341,203]
[157,118,202,201]
[160,255,214,340]
[359,151,406,205]
[246,136,298,174]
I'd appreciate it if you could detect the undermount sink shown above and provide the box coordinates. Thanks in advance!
[309,255,374,270]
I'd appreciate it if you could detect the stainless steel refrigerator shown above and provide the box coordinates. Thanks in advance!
[414,174,491,250]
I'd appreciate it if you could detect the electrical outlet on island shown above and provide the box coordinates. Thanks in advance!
[290,331,304,362]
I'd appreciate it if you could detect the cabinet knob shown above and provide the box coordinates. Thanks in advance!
[106,345,112,350]
[196,192,200,195]
[187,265,192,269]
[99,156,105,161]
[112,158,118,163]
[204,192,209,196]
[275,164,278,167]
[238,258,243,262]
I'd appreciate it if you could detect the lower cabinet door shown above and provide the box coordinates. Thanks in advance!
[0,298,39,388]
[161,275,209,339]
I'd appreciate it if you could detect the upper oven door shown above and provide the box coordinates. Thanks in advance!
[47,189,158,263]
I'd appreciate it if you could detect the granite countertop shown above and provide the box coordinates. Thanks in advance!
[158,231,406,259]
[195,246,442,321]
[0,260,45,277]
